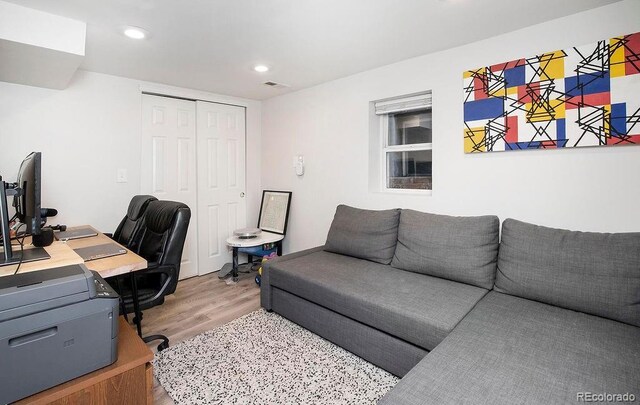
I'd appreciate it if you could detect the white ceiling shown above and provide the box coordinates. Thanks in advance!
[6,0,620,100]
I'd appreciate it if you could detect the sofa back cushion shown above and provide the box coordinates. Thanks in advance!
[495,218,640,327]
[391,210,499,289]
[324,205,400,264]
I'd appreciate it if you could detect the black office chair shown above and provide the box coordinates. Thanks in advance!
[106,195,157,318]
[111,195,158,247]
[118,200,191,350]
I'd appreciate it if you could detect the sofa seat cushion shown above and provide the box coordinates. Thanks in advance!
[379,291,640,405]
[267,250,488,350]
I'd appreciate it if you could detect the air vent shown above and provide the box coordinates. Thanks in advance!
[263,81,291,89]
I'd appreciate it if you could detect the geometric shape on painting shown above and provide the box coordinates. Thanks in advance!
[610,103,627,137]
[623,32,640,76]
[610,37,627,78]
[504,65,526,88]
[464,98,504,122]
[464,126,485,153]
[505,115,518,145]
[556,118,567,147]
[564,72,610,98]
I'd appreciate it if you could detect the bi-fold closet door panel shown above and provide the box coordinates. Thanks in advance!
[195,101,246,276]
[141,94,246,279]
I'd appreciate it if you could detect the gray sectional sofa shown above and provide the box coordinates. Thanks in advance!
[260,205,640,404]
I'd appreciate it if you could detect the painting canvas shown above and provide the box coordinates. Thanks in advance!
[463,32,640,153]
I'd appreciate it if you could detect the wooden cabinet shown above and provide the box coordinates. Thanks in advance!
[16,318,154,405]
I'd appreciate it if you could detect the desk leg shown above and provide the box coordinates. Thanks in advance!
[232,247,239,282]
[130,273,143,337]
[277,241,283,256]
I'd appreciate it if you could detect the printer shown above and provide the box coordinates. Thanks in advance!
[0,264,119,404]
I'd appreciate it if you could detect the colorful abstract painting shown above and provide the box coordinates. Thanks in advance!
[463,32,640,153]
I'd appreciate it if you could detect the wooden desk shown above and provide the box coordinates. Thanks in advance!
[0,242,82,277]
[64,226,147,278]
[16,317,154,405]
[0,226,146,279]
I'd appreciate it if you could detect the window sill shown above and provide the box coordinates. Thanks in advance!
[376,188,433,196]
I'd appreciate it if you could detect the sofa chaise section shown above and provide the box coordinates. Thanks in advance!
[379,291,640,404]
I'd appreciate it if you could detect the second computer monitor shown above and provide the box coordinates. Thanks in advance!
[14,152,43,235]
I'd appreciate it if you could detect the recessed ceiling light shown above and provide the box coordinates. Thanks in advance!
[124,27,147,39]
[254,65,269,73]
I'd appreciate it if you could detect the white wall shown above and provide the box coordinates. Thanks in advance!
[0,70,262,233]
[0,0,86,55]
[0,1,86,90]
[262,0,640,254]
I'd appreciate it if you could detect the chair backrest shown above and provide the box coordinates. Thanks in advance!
[113,195,158,247]
[135,200,191,284]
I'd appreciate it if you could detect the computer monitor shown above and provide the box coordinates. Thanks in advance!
[14,152,43,235]
[0,152,50,268]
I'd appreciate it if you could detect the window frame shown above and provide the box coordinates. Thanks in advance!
[379,108,433,194]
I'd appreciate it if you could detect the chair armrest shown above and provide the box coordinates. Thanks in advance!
[131,263,178,301]
[147,262,159,270]
[131,263,173,280]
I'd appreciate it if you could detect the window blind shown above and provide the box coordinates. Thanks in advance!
[374,92,432,115]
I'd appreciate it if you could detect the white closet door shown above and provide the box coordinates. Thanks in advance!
[196,100,246,275]
[141,94,199,279]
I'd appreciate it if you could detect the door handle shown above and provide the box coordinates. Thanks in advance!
[240,192,245,198]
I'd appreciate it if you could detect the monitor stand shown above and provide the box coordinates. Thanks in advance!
[0,247,50,267]
[0,180,51,268]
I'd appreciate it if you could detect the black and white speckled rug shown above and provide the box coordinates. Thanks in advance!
[154,310,399,404]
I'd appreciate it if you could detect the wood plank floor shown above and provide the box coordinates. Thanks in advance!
[123,271,262,405]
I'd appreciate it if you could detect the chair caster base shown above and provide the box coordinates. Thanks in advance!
[158,340,169,351]
[143,334,170,352]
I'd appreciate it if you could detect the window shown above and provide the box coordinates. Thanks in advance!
[375,92,432,191]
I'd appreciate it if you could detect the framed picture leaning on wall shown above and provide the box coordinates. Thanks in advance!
[258,190,292,235]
